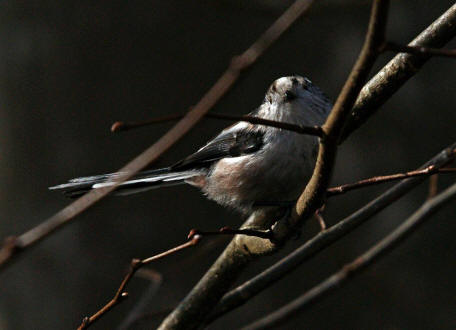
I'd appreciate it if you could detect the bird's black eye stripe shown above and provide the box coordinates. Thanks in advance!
[285,90,296,101]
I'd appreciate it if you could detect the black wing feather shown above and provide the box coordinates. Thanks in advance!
[171,128,264,171]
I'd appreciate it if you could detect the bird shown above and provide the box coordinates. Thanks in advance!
[49,76,332,214]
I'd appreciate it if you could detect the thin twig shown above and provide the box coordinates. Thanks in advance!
[0,0,309,272]
[242,182,456,330]
[382,41,456,58]
[327,166,456,196]
[77,236,202,330]
[203,143,456,325]
[111,112,324,137]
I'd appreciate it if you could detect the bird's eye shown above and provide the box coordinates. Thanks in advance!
[285,90,296,101]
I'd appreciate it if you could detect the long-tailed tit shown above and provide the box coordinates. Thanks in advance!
[50,76,332,213]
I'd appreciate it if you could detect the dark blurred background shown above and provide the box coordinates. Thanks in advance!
[0,1,455,329]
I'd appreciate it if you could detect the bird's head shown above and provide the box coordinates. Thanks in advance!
[262,75,332,124]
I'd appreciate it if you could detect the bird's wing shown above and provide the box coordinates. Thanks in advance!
[49,122,264,197]
[171,122,264,171]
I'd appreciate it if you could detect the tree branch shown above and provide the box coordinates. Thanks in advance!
[242,181,456,329]
[111,112,324,137]
[326,166,456,197]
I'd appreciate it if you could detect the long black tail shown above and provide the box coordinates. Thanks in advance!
[49,167,202,198]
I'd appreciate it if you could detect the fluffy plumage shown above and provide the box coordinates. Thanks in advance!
[49,75,332,212]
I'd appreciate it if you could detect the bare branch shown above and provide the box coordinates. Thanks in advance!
[242,181,456,330]
[382,41,456,58]
[111,112,324,137]
[327,166,456,197]
[203,143,456,325]
[77,236,202,330]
